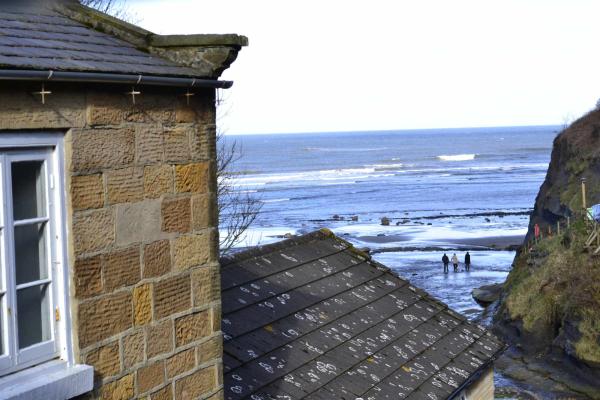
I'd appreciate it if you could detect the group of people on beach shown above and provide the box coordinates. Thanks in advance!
[441,251,471,273]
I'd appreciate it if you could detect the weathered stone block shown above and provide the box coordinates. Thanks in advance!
[174,366,216,399]
[144,164,173,199]
[153,274,191,320]
[143,240,171,279]
[136,125,164,165]
[78,291,132,349]
[133,283,153,326]
[85,341,120,380]
[71,174,104,210]
[146,319,174,359]
[175,106,197,123]
[161,197,191,233]
[137,360,165,394]
[197,336,222,365]
[123,329,145,369]
[192,266,220,307]
[175,162,209,193]
[127,95,176,124]
[172,233,211,271]
[104,246,141,292]
[86,92,128,126]
[0,90,86,129]
[150,385,172,400]
[205,389,224,400]
[86,105,123,126]
[175,310,210,347]
[74,255,102,298]
[71,128,134,172]
[73,208,115,254]
[191,193,215,230]
[191,124,214,161]
[115,200,162,247]
[211,305,221,334]
[166,347,195,379]
[164,127,191,163]
[100,374,134,400]
[107,167,144,204]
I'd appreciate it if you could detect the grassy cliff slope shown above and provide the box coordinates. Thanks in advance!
[496,109,600,392]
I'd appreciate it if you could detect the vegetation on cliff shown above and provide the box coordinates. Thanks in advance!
[497,108,600,370]
[503,219,600,364]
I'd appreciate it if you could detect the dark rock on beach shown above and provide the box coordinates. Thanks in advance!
[472,283,503,306]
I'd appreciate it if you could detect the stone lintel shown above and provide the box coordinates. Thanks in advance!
[149,34,249,49]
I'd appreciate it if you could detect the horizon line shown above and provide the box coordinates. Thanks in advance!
[224,123,563,136]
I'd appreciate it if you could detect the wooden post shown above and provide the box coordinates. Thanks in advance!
[557,221,560,236]
[567,216,570,228]
[582,178,587,211]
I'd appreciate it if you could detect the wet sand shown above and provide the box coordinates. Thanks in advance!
[358,234,525,251]
[437,234,524,249]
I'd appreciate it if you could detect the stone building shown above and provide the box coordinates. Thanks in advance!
[0,1,246,399]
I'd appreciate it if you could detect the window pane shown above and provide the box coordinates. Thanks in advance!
[15,222,48,285]
[17,284,51,349]
[12,161,46,221]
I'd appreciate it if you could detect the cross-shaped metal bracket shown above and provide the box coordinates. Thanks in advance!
[34,84,52,104]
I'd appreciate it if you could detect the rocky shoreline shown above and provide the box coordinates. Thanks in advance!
[473,291,600,399]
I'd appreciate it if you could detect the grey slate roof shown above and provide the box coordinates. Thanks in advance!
[221,230,505,400]
[0,6,199,77]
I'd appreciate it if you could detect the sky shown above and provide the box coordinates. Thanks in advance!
[128,0,600,135]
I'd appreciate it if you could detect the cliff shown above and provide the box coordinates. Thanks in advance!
[495,109,600,396]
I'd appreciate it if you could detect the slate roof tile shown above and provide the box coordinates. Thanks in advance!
[222,230,505,399]
[0,7,200,76]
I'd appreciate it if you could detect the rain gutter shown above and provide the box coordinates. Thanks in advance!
[0,69,233,89]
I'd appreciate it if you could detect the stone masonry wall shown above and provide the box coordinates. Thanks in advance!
[0,83,223,400]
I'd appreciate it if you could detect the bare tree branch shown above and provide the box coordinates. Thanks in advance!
[216,132,263,255]
[79,0,136,22]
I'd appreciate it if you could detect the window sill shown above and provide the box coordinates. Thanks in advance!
[0,360,93,400]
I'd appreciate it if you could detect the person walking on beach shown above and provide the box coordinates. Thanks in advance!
[464,251,471,272]
[451,253,459,272]
[442,253,449,273]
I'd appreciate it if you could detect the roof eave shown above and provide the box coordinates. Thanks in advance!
[447,344,508,399]
[0,69,233,89]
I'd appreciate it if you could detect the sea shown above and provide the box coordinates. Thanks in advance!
[221,125,559,319]
[222,125,561,393]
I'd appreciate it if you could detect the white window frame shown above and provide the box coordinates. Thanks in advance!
[0,133,73,376]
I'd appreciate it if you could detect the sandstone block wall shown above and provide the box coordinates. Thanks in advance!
[0,83,222,400]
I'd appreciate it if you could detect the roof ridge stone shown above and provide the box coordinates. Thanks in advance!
[54,1,247,78]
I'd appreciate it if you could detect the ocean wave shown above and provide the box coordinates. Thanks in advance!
[368,163,404,171]
[437,154,476,161]
[399,162,548,175]
[261,198,290,204]
[234,166,395,187]
[303,147,388,152]
[233,161,549,188]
